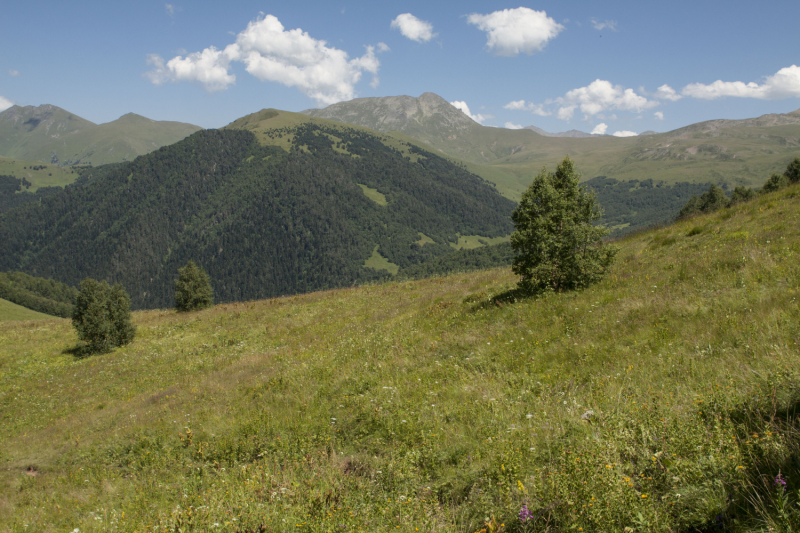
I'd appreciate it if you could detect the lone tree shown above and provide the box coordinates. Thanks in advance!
[510,156,617,294]
[72,278,136,354]
[174,261,213,312]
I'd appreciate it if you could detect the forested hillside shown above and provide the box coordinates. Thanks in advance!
[0,125,515,309]
[0,271,77,318]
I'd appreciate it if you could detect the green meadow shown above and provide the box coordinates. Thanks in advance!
[1,185,799,532]
[0,298,57,322]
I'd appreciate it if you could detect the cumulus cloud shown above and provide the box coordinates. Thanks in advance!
[591,123,608,135]
[377,42,390,53]
[146,14,384,105]
[503,99,551,116]
[449,100,491,124]
[654,84,681,101]
[553,79,657,121]
[8,69,19,77]
[391,13,436,42]
[682,65,800,100]
[0,95,13,111]
[557,105,576,121]
[591,19,617,31]
[654,111,664,120]
[504,122,524,129]
[612,130,638,137]
[467,7,564,56]
[146,47,236,93]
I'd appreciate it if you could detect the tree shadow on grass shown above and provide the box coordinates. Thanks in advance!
[469,286,534,312]
[62,344,96,359]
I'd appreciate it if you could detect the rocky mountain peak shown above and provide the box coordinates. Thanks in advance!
[301,93,479,139]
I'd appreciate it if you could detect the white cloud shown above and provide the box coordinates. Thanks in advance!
[591,123,608,135]
[553,79,657,120]
[682,65,800,100]
[146,14,383,105]
[8,69,19,77]
[653,84,681,101]
[591,19,617,31]
[146,47,236,93]
[504,122,524,129]
[165,4,175,16]
[377,42,390,53]
[557,105,576,121]
[503,99,551,116]
[654,111,664,120]
[467,7,564,56]
[612,130,638,137]
[0,96,13,111]
[390,13,436,43]
[449,100,491,124]
[504,99,528,110]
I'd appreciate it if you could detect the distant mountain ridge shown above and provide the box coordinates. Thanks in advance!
[302,92,480,145]
[0,105,202,166]
[523,125,595,138]
[302,94,800,201]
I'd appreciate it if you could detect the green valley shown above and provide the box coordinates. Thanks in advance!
[1,183,799,532]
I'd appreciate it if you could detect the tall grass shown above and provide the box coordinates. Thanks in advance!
[1,186,799,532]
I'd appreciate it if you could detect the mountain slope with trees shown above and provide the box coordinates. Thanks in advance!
[0,121,515,309]
[304,93,800,201]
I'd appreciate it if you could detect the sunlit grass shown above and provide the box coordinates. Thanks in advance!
[1,185,799,532]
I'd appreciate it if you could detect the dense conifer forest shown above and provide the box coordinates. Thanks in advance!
[0,126,515,309]
[0,271,77,317]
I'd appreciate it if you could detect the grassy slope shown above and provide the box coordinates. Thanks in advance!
[1,185,799,531]
[30,114,202,166]
[0,298,57,322]
[0,106,96,160]
[0,156,80,191]
[432,124,800,200]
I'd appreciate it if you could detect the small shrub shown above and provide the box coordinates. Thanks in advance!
[72,278,135,354]
[175,261,214,312]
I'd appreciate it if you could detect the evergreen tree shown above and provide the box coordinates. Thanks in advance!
[510,156,617,294]
[174,261,213,312]
[72,278,135,353]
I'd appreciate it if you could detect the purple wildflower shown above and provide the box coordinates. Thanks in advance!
[775,473,787,491]
[519,504,534,522]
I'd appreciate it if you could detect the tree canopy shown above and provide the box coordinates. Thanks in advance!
[175,261,214,312]
[72,278,135,354]
[510,157,617,294]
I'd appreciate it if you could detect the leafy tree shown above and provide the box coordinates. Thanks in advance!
[174,261,214,312]
[762,173,789,193]
[72,278,135,353]
[678,183,730,218]
[730,186,756,205]
[784,157,800,184]
[510,156,617,294]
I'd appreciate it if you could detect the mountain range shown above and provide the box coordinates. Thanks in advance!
[304,92,800,200]
[0,104,201,166]
[0,110,515,308]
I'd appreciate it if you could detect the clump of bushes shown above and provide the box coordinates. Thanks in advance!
[72,278,135,354]
[677,157,800,219]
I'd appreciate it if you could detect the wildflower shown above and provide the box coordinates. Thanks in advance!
[518,504,534,522]
[775,473,787,492]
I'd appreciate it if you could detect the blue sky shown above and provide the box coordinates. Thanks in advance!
[2,1,799,136]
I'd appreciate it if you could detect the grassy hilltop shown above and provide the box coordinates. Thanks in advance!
[1,185,800,532]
